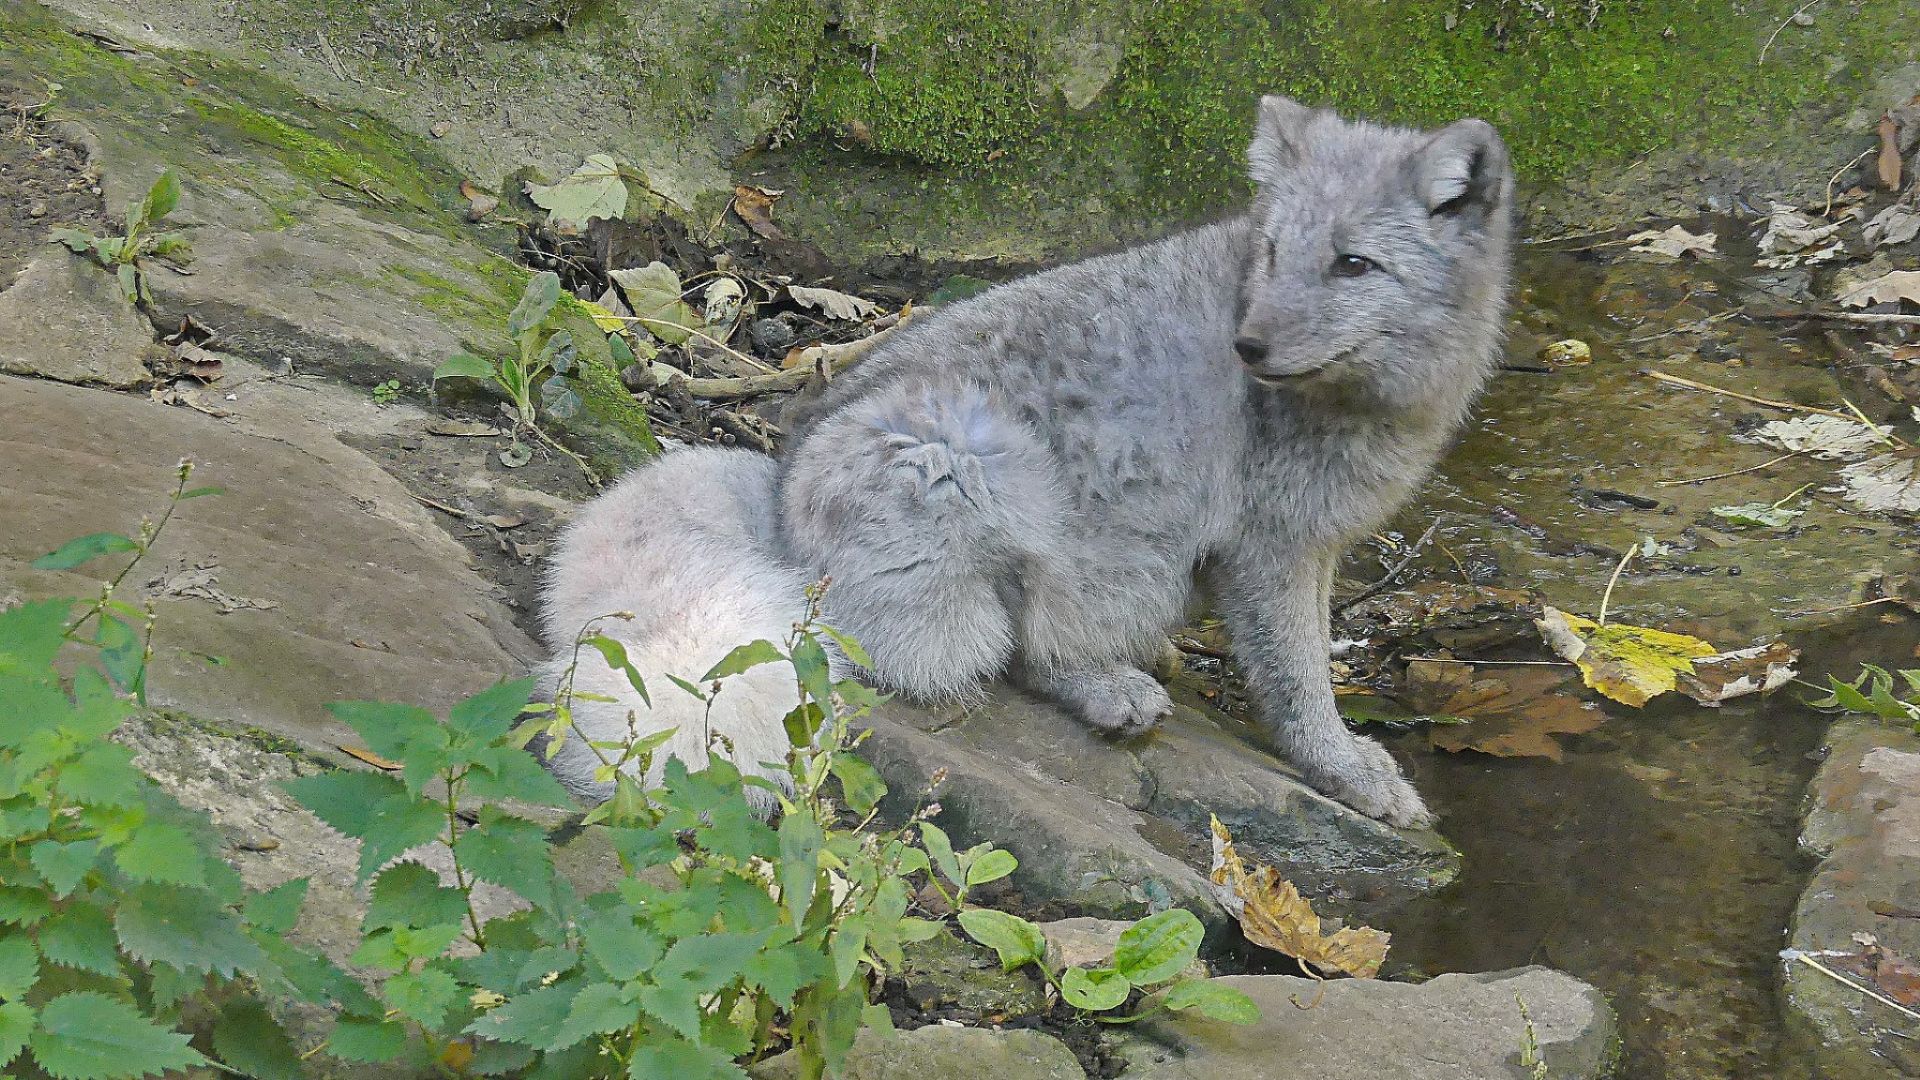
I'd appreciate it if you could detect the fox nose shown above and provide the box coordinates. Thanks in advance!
[1233,336,1268,365]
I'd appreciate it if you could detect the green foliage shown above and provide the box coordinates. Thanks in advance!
[49,171,190,308]
[958,905,1254,1026]
[2,464,349,1079]
[1813,664,1920,729]
[371,378,403,405]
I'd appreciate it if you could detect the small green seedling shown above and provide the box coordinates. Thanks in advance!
[51,170,191,307]
[370,379,402,406]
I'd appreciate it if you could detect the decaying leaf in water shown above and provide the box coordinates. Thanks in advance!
[1208,816,1388,979]
[1826,936,1920,1008]
[732,185,786,241]
[1840,453,1920,513]
[1710,502,1803,528]
[1538,339,1591,367]
[1536,607,1717,708]
[1836,270,1920,309]
[1755,204,1844,269]
[1865,205,1920,249]
[1678,641,1799,706]
[1626,225,1717,259]
[1754,415,1884,460]
[788,285,878,322]
[1409,661,1603,761]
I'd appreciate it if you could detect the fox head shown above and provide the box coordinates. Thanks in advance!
[1233,96,1514,414]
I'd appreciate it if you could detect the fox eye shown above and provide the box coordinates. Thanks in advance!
[1331,254,1379,278]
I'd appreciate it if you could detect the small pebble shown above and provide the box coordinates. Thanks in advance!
[749,317,796,356]
[27,202,46,218]
[233,833,280,852]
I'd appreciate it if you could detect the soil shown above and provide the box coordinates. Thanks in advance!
[0,81,107,284]
[875,972,1130,1079]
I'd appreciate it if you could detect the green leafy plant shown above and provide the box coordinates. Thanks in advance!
[1812,664,1920,729]
[2,463,367,1079]
[371,378,403,406]
[957,905,1256,1025]
[432,270,598,480]
[50,170,191,308]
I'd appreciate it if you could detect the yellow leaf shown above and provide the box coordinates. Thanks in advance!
[1207,816,1389,979]
[580,300,628,334]
[1535,606,1716,707]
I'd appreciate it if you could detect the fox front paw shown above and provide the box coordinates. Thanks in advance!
[1033,666,1172,738]
[1308,735,1433,829]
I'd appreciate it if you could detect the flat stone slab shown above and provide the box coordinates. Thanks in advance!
[1786,718,1920,1078]
[0,251,157,388]
[750,1025,1085,1080]
[0,373,538,761]
[1117,968,1616,1080]
[866,690,1457,925]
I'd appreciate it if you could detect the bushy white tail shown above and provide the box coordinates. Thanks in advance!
[535,446,816,808]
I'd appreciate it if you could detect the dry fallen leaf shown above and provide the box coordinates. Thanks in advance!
[425,419,500,437]
[1208,816,1388,979]
[1626,225,1717,259]
[788,285,878,322]
[458,180,498,221]
[1679,641,1799,705]
[1840,452,1920,513]
[1755,204,1845,269]
[1409,661,1603,761]
[1827,937,1920,1008]
[339,744,402,770]
[1754,415,1884,460]
[732,184,787,241]
[1865,205,1920,249]
[1880,112,1904,192]
[1836,270,1920,309]
[1536,606,1717,707]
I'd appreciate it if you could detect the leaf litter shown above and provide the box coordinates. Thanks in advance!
[1208,816,1388,980]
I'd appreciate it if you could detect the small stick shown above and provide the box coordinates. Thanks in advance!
[1787,952,1920,1024]
[1403,657,1574,667]
[1782,596,1905,619]
[409,492,472,519]
[1751,310,1920,327]
[1597,542,1639,626]
[662,319,911,400]
[1640,370,1856,420]
[1759,0,1823,65]
[1332,520,1441,615]
[1657,450,1805,486]
[1824,148,1877,217]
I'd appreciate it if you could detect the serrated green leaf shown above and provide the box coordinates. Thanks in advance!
[352,924,464,971]
[243,878,310,936]
[1112,908,1203,986]
[30,840,98,898]
[545,981,633,1051]
[434,352,498,383]
[964,847,1016,888]
[326,1016,409,1063]
[449,678,539,746]
[1157,978,1259,1023]
[466,981,579,1046]
[0,1000,32,1070]
[36,903,119,976]
[112,822,204,886]
[920,823,960,886]
[956,909,1046,972]
[285,768,402,837]
[386,966,461,1030]
[509,271,564,338]
[212,997,305,1080]
[365,862,467,932]
[27,991,208,1079]
[742,942,825,1009]
[32,533,137,571]
[453,810,555,905]
[0,886,52,926]
[114,884,265,978]
[578,910,664,982]
[325,700,443,767]
[54,742,142,809]
[464,745,577,808]
[0,600,72,677]
[0,935,37,999]
[701,640,785,682]
[1060,966,1131,1012]
[626,1032,749,1080]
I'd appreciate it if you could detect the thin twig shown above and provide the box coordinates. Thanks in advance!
[1333,520,1441,615]
[1598,542,1639,627]
[1759,0,1823,65]
[1782,596,1906,619]
[658,318,911,400]
[1640,370,1857,420]
[408,492,472,519]
[1825,148,1877,217]
[1788,952,1920,1024]
[1753,309,1920,327]
[1657,450,1806,486]
[1403,657,1574,667]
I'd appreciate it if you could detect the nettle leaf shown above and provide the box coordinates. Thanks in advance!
[32,533,137,571]
[284,769,402,839]
[1158,979,1259,1024]
[508,271,564,339]
[114,884,265,978]
[956,909,1046,972]
[353,924,463,971]
[464,745,576,808]
[113,822,205,886]
[28,991,209,1079]
[742,941,826,1010]
[0,599,72,677]
[30,840,99,898]
[0,886,52,926]
[466,981,579,1046]
[655,932,765,996]
[211,997,305,1080]
[36,903,119,976]
[55,743,143,809]
[964,848,1017,888]
[365,862,468,932]
[385,966,461,1030]
[1112,908,1203,986]
[701,639,785,682]
[325,1016,409,1063]
[242,878,310,936]
[0,935,37,999]
[0,1000,32,1071]
[545,981,633,1052]
[1059,966,1131,1012]
[626,1032,749,1080]
[448,678,539,746]
[578,910,665,982]
[452,809,555,906]
[326,700,445,769]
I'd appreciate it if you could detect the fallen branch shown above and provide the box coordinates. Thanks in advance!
[662,314,913,400]
[1750,309,1920,327]
[1333,520,1440,615]
[1656,449,1806,487]
[1785,951,1920,1025]
[1639,370,1857,420]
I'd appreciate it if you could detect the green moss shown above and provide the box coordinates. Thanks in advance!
[383,263,516,325]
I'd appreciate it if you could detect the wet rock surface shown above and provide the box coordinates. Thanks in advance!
[1113,968,1616,1080]
[1786,718,1920,1078]
[749,1025,1087,1080]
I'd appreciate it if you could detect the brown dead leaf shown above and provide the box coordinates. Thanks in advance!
[1536,606,1717,707]
[166,341,224,383]
[1208,816,1388,979]
[732,185,786,241]
[1406,660,1602,762]
[425,419,501,437]
[1837,270,1920,309]
[1881,112,1904,192]
[1828,938,1920,1008]
[1678,641,1799,705]
[482,512,527,530]
[339,744,402,770]
[458,180,498,221]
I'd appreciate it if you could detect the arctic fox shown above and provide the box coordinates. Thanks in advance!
[538,96,1513,827]
[776,96,1514,827]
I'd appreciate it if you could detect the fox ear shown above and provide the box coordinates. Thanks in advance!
[1413,118,1510,223]
[1248,95,1314,186]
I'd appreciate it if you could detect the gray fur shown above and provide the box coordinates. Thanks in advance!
[776,96,1515,827]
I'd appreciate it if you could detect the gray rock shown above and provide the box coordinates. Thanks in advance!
[749,1025,1085,1080]
[0,252,158,388]
[1785,718,1920,1078]
[865,690,1457,926]
[1116,969,1617,1080]
[0,373,538,762]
